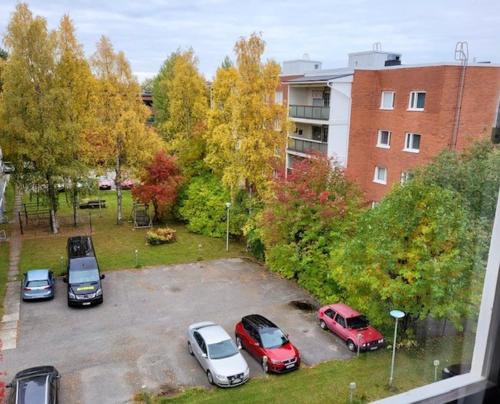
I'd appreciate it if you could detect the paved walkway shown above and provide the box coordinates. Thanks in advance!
[1,190,22,351]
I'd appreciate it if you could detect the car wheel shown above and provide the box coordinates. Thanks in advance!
[319,320,328,330]
[346,339,356,352]
[207,370,214,385]
[262,358,269,373]
[236,335,243,350]
[188,341,194,356]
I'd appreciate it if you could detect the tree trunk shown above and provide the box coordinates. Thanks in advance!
[72,181,78,227]
[115,157,123,225]
[153,200,159,224]
[46,174,59,234]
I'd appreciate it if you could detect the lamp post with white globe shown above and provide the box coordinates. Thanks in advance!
[225,202,231,251]
[389,309,405,387]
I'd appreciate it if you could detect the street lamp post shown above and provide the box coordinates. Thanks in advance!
[225,202,231,251]
[389,309,405,387]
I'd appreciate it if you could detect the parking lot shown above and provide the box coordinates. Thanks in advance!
[2,258,352,403]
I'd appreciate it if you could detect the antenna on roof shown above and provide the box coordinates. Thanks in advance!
[451,41,469,151]
[373,42,382,51]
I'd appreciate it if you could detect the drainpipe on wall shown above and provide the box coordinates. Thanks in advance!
[450,41,469,151]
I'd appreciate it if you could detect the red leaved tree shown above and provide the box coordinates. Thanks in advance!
[132,151,183,223]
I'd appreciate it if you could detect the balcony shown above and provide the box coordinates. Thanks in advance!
[289,105,330,120]
[287,136,327,155]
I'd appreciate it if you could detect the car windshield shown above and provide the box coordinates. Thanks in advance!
[208,339,238,359]
[69,269,100,284]
[27,280,48,287]
[18,376,47,404]
[260,327,288,348]
[347,315,369,329]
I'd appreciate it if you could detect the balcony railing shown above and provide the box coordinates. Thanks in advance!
[289,105,330,120]
[287,136,327,155]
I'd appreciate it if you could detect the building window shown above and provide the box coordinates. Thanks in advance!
[275,91,283,105]
[312,125,329,142]
[404,133,421,152]
[408,91,426,110]
[400,170,414,184]
[373,166,388,184]
[380,91,395,109]
[376,130,391,148]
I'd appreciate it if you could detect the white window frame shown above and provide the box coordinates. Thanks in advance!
[380,91,395,110]
[408,91,426,111]
[373,166,387,184]
[400,170,413,184]
[377,130,391,149]
[404,133,421,153]
[275,90,283,105]
[375,191,500,403]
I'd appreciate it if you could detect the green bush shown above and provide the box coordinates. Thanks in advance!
[146,227,177,245]
[175,173,248,238]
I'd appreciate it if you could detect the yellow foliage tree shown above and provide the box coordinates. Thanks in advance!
[89,36,163,224]
[204,33,288,197]
[160,49,208,174]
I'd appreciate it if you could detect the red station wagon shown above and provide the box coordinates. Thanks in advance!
[235,314,300,373]
[318,303,384,352]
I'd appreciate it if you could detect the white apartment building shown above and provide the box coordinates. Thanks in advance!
[284,50,401,170]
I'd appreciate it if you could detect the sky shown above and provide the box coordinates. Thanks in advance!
[1,0,499,82]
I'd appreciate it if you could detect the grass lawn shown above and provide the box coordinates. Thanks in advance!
[138,335,474,404]
[19,190,247,276]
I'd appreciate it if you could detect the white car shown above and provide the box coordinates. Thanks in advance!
[187,321,250,387]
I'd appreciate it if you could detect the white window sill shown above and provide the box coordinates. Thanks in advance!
[373,179,387,185]
[379,107,394,110]
[407,108,425,112]
[376,144,391,149]
[403,148,420,153]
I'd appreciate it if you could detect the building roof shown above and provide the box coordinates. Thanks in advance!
[26,269,50,281]
[285,73,353,84]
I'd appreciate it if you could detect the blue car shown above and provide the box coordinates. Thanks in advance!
[22,269,55,301]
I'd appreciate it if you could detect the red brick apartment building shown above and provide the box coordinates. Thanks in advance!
[282,52,500,204]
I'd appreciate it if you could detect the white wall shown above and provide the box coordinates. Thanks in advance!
[327,77,353,167]
[282,60,322,75]
[348,51,401,68]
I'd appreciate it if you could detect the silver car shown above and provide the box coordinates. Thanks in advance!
[187,321,250,387]
[22,269,55,301]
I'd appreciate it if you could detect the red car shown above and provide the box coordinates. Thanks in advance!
[235,314,300,373]
[120,179,135,190]
[318,303,384,352]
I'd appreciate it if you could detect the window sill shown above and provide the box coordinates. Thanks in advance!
[379,107,394,110]
[407,108,425,112]
[373,179,387,185]
[403,148,420,153]
[376,144,391,149]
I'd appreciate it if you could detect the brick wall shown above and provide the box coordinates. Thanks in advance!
[346,65,500,203]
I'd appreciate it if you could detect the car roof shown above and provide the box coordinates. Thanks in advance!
[69,257,98,271]
[197,324,231,344]
[243,314,278,329]
[26,269,50,281]
[329,303,362,318]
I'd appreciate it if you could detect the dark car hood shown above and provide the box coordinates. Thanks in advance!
[70,283,99,295]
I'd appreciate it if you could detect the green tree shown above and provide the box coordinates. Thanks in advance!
[330,180,478,335]
[0,4,80,232]
[151,51,179,127]
[89,36,163,224]
[52,14,97,226]
[261,155,361,300]
[160,49,208,173]
[0,47,7,91]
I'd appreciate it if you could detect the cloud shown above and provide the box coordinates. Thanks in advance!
[1,0,499,80]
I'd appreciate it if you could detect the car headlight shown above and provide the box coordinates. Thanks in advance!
[378,338,384,344]
[68,292,76,299]
[270,358,282,365]
[215,373,227,381]
[96,288,103,296]
[362,343,367,347]
[244,367,249,375]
